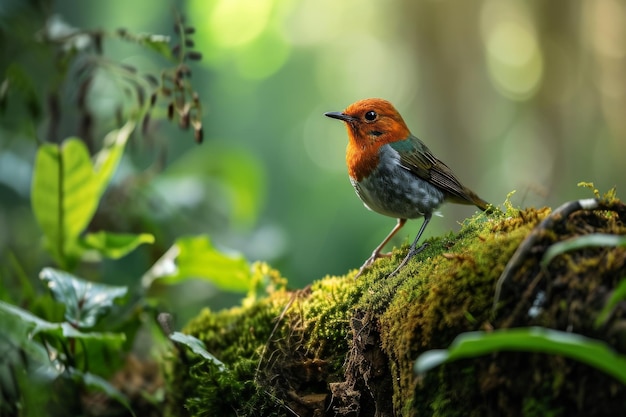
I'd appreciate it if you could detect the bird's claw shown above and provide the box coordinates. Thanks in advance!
[353,251,393,279]
[388,242,429,277]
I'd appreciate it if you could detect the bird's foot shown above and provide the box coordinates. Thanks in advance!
[388,242,429,277]
[353,251,393,279]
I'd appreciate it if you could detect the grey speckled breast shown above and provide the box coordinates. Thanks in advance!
[350,144,445,219]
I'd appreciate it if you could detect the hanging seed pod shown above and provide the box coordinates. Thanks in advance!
[186,51,202,61]
[167,102,174,120]
[149,92,158,107]
[184,26,196,34]
[185,39,195,47]
[176,64,192,79]
[194,125,203,144]
[179,110,190,129]
[172,44,181,59]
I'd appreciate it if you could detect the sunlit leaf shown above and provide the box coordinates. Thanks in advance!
[542,234,626,268]
[143,235,251,293]
[40,268,128,329]
[31,125,135,268]
[80,231,154,259]
[595,278,626,327]
[170,332,226,372]
[92,122,135,195]
[31,139,99,266]
[414,327,626,384]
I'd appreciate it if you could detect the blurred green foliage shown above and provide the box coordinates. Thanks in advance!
[2,0,626,311]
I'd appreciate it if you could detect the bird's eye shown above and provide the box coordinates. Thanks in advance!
[364,111,377,121]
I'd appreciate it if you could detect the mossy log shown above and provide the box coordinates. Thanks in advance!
[165,195,626,417]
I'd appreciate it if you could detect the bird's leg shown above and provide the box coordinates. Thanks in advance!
[354,218,407,278]
[389,213,432,277]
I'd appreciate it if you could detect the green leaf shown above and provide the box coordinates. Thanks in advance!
[40,268,128,329]
[415,327,626,384]
[595,278,626,327]
[92,122,135,195]
[31,125,135,268]
[80,231,154,259]
[0,305,53,365]
[542,234,626,268]
[143,235,251,292]
[32,139,99,267]
[0,300,125,344]
[170,332,226,372]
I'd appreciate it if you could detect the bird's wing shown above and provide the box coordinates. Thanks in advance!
[390,137,482,206]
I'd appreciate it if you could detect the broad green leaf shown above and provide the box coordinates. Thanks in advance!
[31,125,135,268]
[92,122,135,195]
[68,368,135,417]
[170,332,226,371]
[414,327,626,384]
[542,234,626,268]
[143,235,251,292]
[1,306,52,364]
[0,299,70,336]
[40,268,128,329]
[31,139,99,266]
[0,300,125,344]
[80,231,154,259]
[595,278,626,327]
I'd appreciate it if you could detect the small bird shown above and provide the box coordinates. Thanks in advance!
[325,98,490,277]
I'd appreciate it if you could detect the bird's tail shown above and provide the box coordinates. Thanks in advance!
[472,194,491,212]
[451,188,492,212]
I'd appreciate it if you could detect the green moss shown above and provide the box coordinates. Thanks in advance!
[165,194,626,416]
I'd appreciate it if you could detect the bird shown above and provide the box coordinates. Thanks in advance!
[325,98,490,277]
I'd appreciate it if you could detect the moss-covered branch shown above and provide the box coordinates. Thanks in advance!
[165,193,626,417]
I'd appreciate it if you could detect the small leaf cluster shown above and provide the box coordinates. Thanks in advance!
[1,12,204,145]
[0,9,256,417]
[1,268,134,416]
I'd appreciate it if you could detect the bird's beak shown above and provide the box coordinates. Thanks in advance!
[324,111,356,123]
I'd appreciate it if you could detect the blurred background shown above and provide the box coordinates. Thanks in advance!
[1,0,625,317]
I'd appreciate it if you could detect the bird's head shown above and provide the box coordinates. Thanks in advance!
[324,98,411,147]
